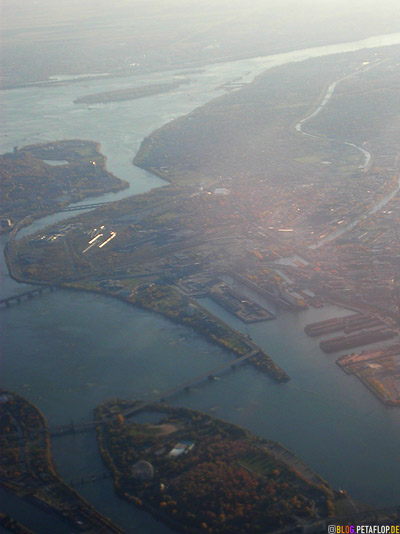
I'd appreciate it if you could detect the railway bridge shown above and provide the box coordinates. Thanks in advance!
[0,286,56,307]
[60,202,111,212]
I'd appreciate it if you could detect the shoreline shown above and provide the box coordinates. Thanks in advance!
[63,280,290,383]
[3,228,290,385]
[1,139,129,228]
[3,168,290,385]
[94,401,337,534]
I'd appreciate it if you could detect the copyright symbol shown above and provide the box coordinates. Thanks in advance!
[328,526,336,534]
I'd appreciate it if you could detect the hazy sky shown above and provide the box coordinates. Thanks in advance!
[2,0,400,28]
[1,0,399,86]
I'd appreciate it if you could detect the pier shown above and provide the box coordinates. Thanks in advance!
[0,286,55,307]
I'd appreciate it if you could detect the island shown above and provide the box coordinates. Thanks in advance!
[0,389,123,533]
[95,399,344,534]
[0,139,128,225]
[74,80,190,105]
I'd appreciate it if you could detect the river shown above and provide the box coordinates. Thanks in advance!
[1,33,400,533]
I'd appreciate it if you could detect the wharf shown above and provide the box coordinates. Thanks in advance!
[209,284,276,323]
[320,328,396,353]
[336,344,400,374]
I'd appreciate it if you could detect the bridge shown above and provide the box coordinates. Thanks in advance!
[45,348,260,437]
[3,345,261,441]
[120,348,260,418]
[69,471,112,487]
[60,202,111,212]
[49,420,98,437]
[0,286,56,307]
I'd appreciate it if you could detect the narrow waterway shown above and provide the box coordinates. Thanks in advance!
[2,32,400,533]
[295,72,371,170]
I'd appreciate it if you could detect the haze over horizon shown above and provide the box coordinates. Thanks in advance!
[1,0,400,86]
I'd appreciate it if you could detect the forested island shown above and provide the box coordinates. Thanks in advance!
[0,140,128,224]
[74,80,189,105]
[95,400,344,534]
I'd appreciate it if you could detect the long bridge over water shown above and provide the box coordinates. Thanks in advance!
[0,286,56,307]
[120,348,259,417]
[47,348,260,437]
[60,201,111,212]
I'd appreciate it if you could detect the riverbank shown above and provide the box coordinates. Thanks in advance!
[3,179,289,385]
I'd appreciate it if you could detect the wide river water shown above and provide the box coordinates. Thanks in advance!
[1,33,400,533]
